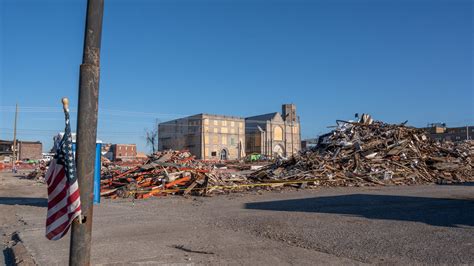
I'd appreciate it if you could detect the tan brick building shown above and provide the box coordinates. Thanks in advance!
[158,114,245,160]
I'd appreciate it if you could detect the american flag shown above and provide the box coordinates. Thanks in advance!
[45,108,81,240]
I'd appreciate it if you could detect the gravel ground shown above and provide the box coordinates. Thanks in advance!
[1,170,473,265]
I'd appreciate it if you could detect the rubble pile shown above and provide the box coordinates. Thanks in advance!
[252,120,473,187]
[101,150,249,199]
[25,163,48,183]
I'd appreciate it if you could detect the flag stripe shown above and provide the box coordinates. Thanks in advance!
[48,167,66,195]
[46,160,61,185]
[48,174,78,205]
[46,212,70,234]
[48,185,70,209]
[46,220,69,240]
[46,190,81,224]
[45,160,55,183]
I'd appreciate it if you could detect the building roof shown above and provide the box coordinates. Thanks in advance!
[113,144,136,146]
[160,113,244,124]
[0,140,41,144]
[200,113,245,120]
[245,112,279,122]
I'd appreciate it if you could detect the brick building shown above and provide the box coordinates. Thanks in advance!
[112,144,137,161]
[18,141,42,160]
[159,114,245,160]
[245,104,301,157]
[0,139,42,161]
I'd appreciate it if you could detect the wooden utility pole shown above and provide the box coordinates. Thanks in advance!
[69,0,104,265]
[12,103,18,165]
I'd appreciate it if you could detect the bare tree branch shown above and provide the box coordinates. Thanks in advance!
[145,127,158,153]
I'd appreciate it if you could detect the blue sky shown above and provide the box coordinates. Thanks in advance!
[1,0,473,152]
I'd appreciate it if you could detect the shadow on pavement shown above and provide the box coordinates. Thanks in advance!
[0,197,47,207]
[245,194,474,228]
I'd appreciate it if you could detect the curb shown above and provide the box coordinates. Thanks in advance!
[4,232,36,266]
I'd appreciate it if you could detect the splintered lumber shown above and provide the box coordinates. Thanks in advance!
[100,150,251,199]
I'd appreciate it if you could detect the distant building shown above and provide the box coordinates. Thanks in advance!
[112,144,137,161]
[245,104,301,157]
[158,114,245,160]
[18,141,42,160]
[0,139,42,161]
[0,140,14,162]
[425,124,473,142]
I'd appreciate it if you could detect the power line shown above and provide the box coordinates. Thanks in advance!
[0,106,188,118]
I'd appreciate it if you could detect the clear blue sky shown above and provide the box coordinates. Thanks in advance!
[1,0,473,152]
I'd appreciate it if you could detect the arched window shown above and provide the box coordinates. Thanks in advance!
[274,126,283,141]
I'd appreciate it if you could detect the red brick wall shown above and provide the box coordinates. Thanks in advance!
[113,144,137,160]
[19,142,42,160]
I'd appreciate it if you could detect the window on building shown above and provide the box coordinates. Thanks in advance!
[274,126,283,141]
[222,120,227,126]
[212,135,219,144]
[213,128,218,133]
[222,137,227,145]
[239,122,243,128]
[204,119,209,125]
[230,137,235,145]
[230,128,235,134]
[221,127,228,134]
[293,125,299,134]
[211,151,217,156]
[213,120,218,126]
[231,121,235,127]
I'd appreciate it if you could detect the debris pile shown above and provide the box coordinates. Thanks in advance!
[100,150,249,199]
[25,163,48,183]
[252,119,473,187]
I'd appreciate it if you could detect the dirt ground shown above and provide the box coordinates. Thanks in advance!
[1,170,473,265]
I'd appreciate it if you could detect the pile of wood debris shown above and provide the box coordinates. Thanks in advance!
[24,163,48,183]
[251,119,473,187]
[101,150,250,199]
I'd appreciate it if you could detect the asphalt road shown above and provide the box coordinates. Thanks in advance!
[1,171,473,265]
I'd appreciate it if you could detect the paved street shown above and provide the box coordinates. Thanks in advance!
[1,171,473,265]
